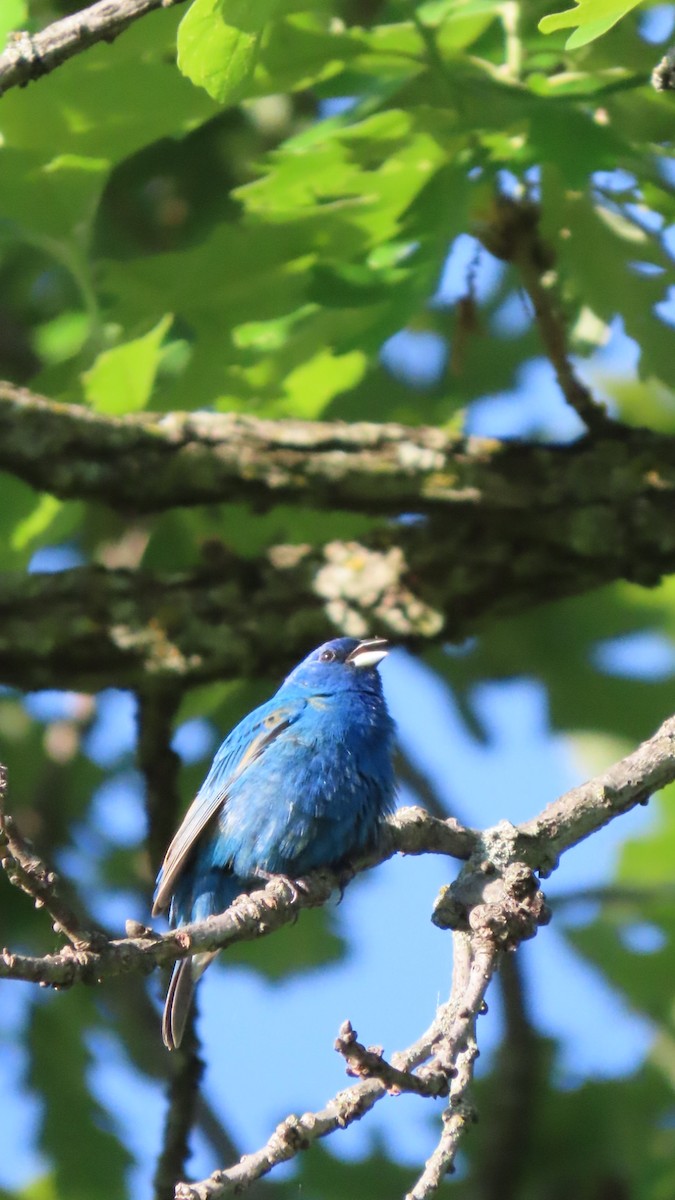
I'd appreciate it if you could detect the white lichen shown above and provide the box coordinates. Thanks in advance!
[314,541,443,637]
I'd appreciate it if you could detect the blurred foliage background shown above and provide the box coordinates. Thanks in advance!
[1,0,675,1196]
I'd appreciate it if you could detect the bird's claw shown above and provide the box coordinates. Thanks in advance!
[335,863,356,904]
[253,869,312,905]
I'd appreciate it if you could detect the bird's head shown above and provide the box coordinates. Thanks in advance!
[282,637,390,695]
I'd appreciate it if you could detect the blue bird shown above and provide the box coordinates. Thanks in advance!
[152,636,396,1050]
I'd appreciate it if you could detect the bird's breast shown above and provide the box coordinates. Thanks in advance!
[213,690,395,878]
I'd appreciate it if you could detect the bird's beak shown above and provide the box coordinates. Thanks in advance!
[346,638,390,669]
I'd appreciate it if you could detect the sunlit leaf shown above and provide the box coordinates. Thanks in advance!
[178,0,281,103]
[539,0,644,47]
[82,315,173,413]
[0,0,27,46]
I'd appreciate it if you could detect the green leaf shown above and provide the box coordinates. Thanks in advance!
[277,345,368,416]
[0,7,218,163]
[82,315,173,413]
[0,150,109,242]
[11,496,62,551]
[619,783,675,887]
[27,994,131,1200]
[541,186,675,387]
[177,0,280,104]
[33,312,91,366]
[0,0,27,46]
[435,0,501,50]
[227,904,346,977]
[254,13,366,96]
[539,0,643,48]
[17,1175,60,1200]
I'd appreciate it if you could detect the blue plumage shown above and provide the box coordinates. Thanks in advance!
[152,636,396,1049]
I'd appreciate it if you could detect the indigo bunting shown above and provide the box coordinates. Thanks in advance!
[153,636,396,1049]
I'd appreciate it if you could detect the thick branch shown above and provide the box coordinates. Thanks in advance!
[0,383,672,516]
[3,485,675,691]
[0,0,187,97]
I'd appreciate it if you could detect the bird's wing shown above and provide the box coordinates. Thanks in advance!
[152,696,305,915]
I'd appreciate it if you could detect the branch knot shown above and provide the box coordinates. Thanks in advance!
[432,860,550,949]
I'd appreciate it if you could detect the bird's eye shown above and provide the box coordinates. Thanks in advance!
[319,649,336,663]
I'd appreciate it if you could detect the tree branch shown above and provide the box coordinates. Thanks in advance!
[176,862,541,1199]
[406,936,495,1199]
[172,951,489,1200]
[0,763,105,950]
[3,383,675,695]
[0,0,187,97]
[2,706,673,1194]
[0,806,475,987]
[477,200,613,435]
[137,685,184,872]
[0,382,669,515]
[1,709,673,987]
[154,1013,205,1200]
[518,712,675,871]
[4,483,675,691]
[334,1019,451,1098]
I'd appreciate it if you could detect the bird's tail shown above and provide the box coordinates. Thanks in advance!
[162,951,217,1051]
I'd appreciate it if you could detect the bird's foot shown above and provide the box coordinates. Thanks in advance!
[253,870,312,905]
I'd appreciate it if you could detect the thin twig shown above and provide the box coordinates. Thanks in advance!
[179,933,500,1200]
[335,1020,451,1098]
[500,0,522,80]
[176,1072,383,1197]
[0,0,188,97]
[478,201,613,435]
[174,977,474,1200]
[515,245,611,434]
[403,938,495,1198]
[0,764,105,950]
[405,940,497,1199]
[518,712,675,868]
[178,854,550,1200]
